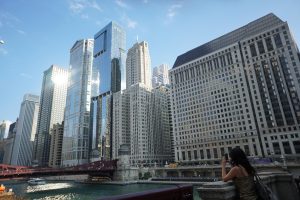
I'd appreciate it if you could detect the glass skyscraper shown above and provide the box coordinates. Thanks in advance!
[11,94,39,166]
[90,22,126,161]
[33,65,68,166]
[62,39,94,167]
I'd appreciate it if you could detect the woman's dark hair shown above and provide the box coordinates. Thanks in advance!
[229,147,256,175]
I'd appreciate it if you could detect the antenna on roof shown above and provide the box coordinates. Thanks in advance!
[136,35,139,43]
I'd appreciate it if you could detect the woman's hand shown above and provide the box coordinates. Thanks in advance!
[221,156,227,167]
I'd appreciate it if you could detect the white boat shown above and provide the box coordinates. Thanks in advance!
[28,178,46,185]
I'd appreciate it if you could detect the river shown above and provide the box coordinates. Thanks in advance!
[2,180,201,199]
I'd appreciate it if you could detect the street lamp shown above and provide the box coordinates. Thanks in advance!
[0,40,4,45]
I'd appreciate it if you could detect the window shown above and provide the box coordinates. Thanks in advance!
[200,149,204,159]
[282,142,292,154]
[257,40,265,54]
[272,142,281,155]
[293,141,300,153]
[273,33,283,48]
[213,148,218,158]
[244,145,250,156]
[182,151,186,160]
[206,149,211,159]
[194,150,198,160]
[265,37,274,51]
[188,151,191,160]
[250,44,257,57]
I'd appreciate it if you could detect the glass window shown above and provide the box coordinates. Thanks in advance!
[282,141,292,154]
[265,37,274,51]
[272,142,281,155]
[273,33,283,48]
[257,40,265,54]
[250,44,257,57]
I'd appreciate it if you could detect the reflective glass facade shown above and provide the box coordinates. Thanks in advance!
[62,39,94,166]
[33,65,68,166]
[93,22,126,94]
[90,22,126,161]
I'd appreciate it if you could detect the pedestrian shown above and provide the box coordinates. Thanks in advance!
[221,147,258,200]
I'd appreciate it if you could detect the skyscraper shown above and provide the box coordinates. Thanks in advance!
[90,22,126,161]
[126,41,152,89]
[0,120,12,140]
[11,94,39,166]
[61,39,94,167]
[33,65,68,166]
[152,64,170,88]
[170,13,300,163]
[111,41,172,166]
[49,122,64,168]
[2,121,17,164]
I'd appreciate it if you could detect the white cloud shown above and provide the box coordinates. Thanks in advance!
[0,12,21,31]
[81,14,89,19]
[69,0,85,13]
[17,29,26,35]
[19,73,32,79]
[167,3,182,20]
[89,1,102,11]
[0,48,7,55]
[122,14,137,29]
[115,0,128,8]
[127,19,137,29]
[143,0,148,3]
[69,0,102,14]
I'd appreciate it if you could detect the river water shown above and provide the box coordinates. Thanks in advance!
[2,180,201,199]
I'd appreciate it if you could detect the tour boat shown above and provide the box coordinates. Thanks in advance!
[28,178,46,185]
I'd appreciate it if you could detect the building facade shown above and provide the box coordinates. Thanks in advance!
[61,39,94,167]
[152,64,170,88]
[126,41,152,89]
[2,121,17,164]
[111,41,173,166]
[11,94,39,166]
[112,90,130,160]
[90,22,126,161]
[33,65,68,166]
[170,13,300,163]
[0,120,12,140]
[49,122,64,167]
[112,83,173,166]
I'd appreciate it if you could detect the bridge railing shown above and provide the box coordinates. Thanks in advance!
[98,184,193,200]
[0,160,118,177]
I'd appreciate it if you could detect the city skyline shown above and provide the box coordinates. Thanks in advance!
[1,0,300,121]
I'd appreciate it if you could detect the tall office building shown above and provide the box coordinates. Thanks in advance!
[170,13,300,163]
[49,122,64,168]
[112,83,173,166]
[126,41,152,89]
[111,41,172,166]
[90,22,126,161]
[61,39,94,167]
[0,120,12,140]
[11,94,39,166]
[152,64,170,87]
[112,90,130,160]
[2,121,17,164]
[33,65,68,166]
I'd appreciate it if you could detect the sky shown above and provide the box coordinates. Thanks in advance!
[1,0,300,121]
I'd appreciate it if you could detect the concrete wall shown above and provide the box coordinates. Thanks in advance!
[197,173,300,200]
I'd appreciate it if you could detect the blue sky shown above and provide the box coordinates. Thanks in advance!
[1,0,300,121]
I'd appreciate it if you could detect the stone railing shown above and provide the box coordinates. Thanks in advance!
[197,172,300,200]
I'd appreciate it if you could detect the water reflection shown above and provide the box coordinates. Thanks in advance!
[26,183,73,193]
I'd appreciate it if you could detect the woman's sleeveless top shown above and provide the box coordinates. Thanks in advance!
[233,176,258,200]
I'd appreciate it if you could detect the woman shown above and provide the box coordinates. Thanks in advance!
[221,147,258,200]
